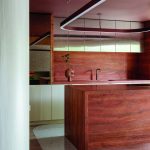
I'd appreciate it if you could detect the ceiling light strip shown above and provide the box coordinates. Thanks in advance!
[60,0,106,30]
[30,32,50,47]
[63,26,150,33]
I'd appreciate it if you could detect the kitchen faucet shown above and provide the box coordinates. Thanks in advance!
[96,68,101,80]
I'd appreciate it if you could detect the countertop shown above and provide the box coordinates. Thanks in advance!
[66,84,150,92]
[54,80,150,85]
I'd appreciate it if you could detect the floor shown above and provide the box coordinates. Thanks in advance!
[30,124,76,150]
[30,124,150,150]
[30,126,42,150]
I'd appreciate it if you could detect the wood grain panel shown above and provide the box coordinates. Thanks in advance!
[65,85,150,150]
[88,90,150,149]
[65,86,86,150]
[53,52,138,83]
[138,21,150,79]
[138,53,150,79]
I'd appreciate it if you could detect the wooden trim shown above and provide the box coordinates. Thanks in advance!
[50,15,54,83]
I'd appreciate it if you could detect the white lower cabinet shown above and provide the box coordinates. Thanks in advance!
[40,86,52,120]
[30,85,64,121]
[52,85,64,120]
[30,85,42,121]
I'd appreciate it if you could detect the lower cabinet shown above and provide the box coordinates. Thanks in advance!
[51,85,64,120]
[30,85,42,121]
[30,85,64,121]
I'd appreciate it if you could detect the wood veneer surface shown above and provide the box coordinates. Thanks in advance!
[67,85,150,91]
[65,85,150,150]
[53,52,138,83]
[138,21,150,79]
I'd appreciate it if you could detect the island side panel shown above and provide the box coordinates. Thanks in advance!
[87,90,150,150]
[65,86,87,150]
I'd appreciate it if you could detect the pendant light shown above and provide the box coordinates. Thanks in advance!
[67,31,70,52]
[83,18,86,52]
[130,21,132,52]
[98,13,102,52]
[115,20,117,52]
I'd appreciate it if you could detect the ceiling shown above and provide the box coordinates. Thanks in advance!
[30,0,150,21]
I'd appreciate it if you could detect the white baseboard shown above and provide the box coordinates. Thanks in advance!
[30,120,64,126]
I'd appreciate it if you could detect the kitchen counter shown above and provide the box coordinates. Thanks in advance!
[65,85,150,150]
[53,80,150,85]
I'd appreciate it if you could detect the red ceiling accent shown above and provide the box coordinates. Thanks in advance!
[30,0,150,21]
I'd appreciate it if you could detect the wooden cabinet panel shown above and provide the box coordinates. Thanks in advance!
[52,85,64,120]
[65,85,150,150]
[138,21,150,79]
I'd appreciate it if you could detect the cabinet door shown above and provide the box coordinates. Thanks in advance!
[52,85,64,120]
[30,85,52,121]
[30,85,41,121]
[40,85,52,120]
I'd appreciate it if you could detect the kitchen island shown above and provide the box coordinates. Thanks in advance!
[65,85,150,150]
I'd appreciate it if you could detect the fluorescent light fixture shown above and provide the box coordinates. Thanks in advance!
[60,0,106,30]
[30,32,50,47]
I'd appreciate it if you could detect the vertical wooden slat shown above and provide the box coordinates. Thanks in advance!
[50,14,54,83]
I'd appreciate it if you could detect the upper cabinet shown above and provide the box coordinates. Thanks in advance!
[54,17,142,53]
[30,15,142,54]
[30,14,53,85]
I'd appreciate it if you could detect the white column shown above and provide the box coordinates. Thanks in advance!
[0,0,29,150]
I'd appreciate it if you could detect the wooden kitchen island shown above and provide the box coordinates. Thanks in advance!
[65,85,150,150]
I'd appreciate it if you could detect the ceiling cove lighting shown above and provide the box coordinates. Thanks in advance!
[60,0,150,33]
[60,0,106,30]
[63,26,150,33]
[30,32,50,47]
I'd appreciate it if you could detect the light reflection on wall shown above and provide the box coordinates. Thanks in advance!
[54,39,141,53]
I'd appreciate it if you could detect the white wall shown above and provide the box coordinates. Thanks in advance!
[0,0,29,150]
